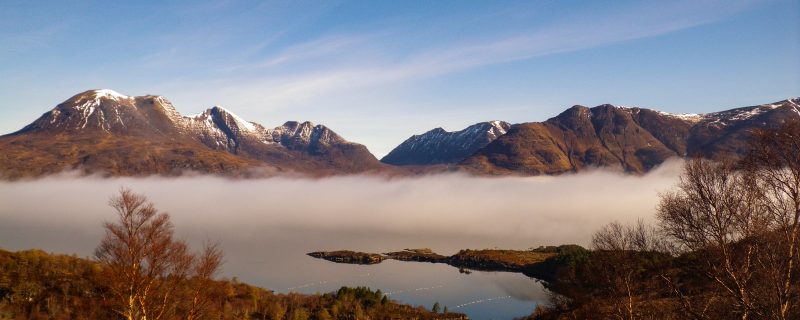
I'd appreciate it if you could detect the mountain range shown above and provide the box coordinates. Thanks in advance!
[462,99,800,174]
[1,89,797,179]
[0,90,382,178]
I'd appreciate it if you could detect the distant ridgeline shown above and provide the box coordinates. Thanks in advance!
[1,89,797,178]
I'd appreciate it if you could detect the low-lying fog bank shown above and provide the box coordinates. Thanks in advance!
[0,159,683,257]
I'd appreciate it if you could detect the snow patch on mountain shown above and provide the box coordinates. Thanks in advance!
[185,109,225,135]
[655,111,703,122]
[606,103,702,122]
[91,89,130,100]
[273,121,348,146]
[704,101,785,125]
[150,96,184,124]
[382,120,511,165]
[211,105,257,132]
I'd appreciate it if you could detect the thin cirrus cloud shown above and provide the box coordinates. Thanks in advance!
[253,34,379,69]
[0,24,65,60]
[179,0,758,110]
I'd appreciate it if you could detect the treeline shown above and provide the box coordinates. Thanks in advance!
[526,121,800,319]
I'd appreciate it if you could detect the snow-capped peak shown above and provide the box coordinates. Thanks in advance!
[210,105,256,132]
[489,120,508,134]
[381,120,511,165]
[788,98,800,108]
[22,89,365,156]
[88,89,131,100]
[278,121,316,140]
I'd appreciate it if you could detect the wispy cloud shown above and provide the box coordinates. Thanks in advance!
[0,24,64,60]
[178,0,757,110]
[254,34,379,69]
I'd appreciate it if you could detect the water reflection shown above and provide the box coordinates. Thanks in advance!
[224,242,548,319]
[281,259,547,319]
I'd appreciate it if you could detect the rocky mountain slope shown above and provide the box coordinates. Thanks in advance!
[461,98,800,174]
[1,90,797,178]
[0,89,382,178]
[381,121,510,165]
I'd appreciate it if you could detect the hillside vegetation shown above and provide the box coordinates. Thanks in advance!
[0,249,465,320]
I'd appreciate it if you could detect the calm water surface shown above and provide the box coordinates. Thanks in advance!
[227,245,549,319]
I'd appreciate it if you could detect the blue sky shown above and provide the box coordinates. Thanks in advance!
[1,0,798,157]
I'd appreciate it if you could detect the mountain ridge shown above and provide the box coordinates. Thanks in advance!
[461,98,800,174]
[381,120,510,165]
[1,89,384,178]
[1,90,798,179]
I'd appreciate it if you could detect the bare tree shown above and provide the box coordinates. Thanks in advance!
[657,158,766,320]
[95,188,195,320]
[592,220,665,320]
[186,242,224,320]
[593,219,665,253]
[657,121,800,320]
[741,121,800,319]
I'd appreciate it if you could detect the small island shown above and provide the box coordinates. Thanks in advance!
[307,250,385,264]
[385,248,448,262]
[307,246,579,277]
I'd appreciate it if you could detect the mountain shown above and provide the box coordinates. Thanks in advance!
[687,99,800,159]
[2,90,797,179]
[461,98,800,175]
[0,89,382,178]
[381,121,510,165]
